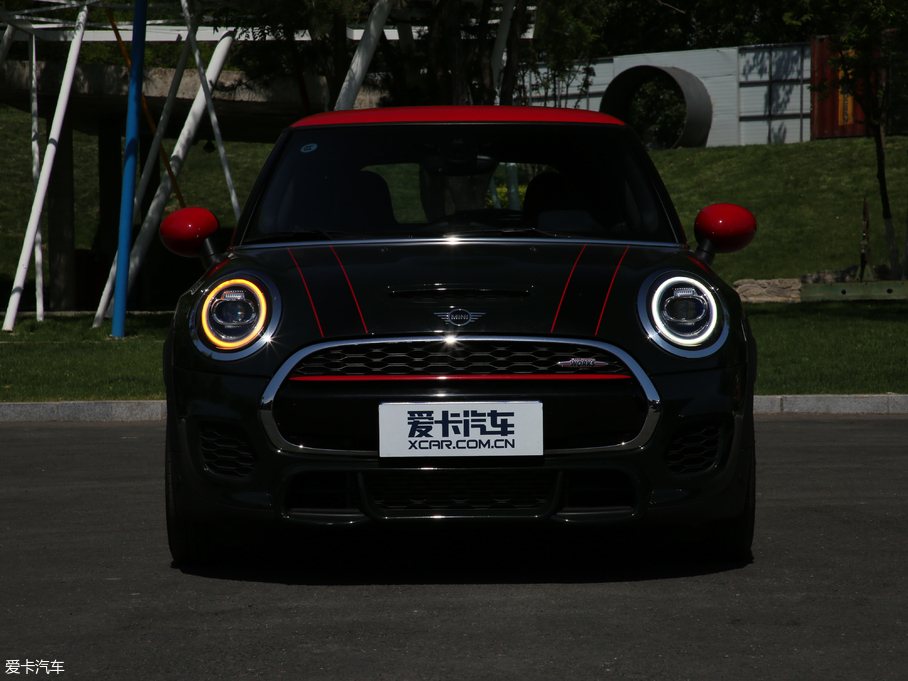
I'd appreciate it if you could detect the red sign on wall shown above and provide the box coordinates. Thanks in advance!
[811,37,868,139]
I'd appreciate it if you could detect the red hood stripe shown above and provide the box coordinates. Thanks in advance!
[595,245,630,335]
[330,246,368,334]
[551,244,587,333]
[287,248,324,338]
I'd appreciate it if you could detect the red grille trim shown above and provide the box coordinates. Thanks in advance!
[289,373,631,382]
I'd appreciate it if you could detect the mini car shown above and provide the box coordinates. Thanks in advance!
[161,105,757,565]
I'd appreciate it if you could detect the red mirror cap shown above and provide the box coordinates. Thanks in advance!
[694,203,756,253]
[160,207,220,258]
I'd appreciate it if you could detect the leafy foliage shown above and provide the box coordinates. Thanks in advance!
[624,73,686,150]
[785,0,908,278]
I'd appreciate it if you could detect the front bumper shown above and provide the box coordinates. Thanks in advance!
[167,354,753,529]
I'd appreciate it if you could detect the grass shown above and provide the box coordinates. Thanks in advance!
[746,301,908,395]
[650,136,908,284]
[1,103,907,400]
[0,303,905,401]
[4,102,907,296]
[0,314,170,402]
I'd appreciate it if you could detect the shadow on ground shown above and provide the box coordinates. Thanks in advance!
[175,523,751,586]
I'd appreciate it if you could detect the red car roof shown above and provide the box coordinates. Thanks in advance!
[291,105,625,128]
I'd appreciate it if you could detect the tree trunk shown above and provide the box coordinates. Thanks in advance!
[427,0,451,104]
[498,0,527,106]
[476,0,495,104]
[321,11,349,109]
[903,208,908,280]
[47,115,75,311]
[870,122,901,279]
[445,0,470,105]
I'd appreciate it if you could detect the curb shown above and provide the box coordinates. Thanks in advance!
[754,394,908,415]
[0,401,167,422]
[0,397,906,422]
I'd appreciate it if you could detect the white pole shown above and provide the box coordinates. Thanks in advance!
[132,29,194,224]
[179,0,240,221]
[93,31,235,327]
[490,0,515,104]
[334,0,394,111]
[29,33,44,322]
[3,4,89,333]
[0,24,16,68]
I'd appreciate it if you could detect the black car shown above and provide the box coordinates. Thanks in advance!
[161,105,757,565]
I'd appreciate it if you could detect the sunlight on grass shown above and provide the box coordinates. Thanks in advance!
[0,305,905,401]
[745,301,908,395]
[0,314,170,401]
[2,104,906,401]
[651,137,908,284]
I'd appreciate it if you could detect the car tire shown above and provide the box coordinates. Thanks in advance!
[165,436,217,567]
[707,450,755,562]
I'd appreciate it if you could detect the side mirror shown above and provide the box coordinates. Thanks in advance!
[692,203,756,265]
[160,207,227,269]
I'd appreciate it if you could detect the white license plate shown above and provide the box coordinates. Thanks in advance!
[379,402,543,458]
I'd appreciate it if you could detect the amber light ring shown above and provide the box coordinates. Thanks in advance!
[200,278,269,350]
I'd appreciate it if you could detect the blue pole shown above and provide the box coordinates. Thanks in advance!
[111,0,149,338]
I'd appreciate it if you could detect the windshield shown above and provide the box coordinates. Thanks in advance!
[240,122,678,244]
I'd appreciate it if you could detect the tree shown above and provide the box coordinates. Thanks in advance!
[206,0,371,112]
[787,0,908,279]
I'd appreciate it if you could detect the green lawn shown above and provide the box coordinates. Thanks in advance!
[3,102,906,294]
[651,136,908,284]
[1,303,904,401]
[1,103,906,400]
[0,314,170,401]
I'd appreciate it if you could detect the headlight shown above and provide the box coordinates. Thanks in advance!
[651,277,717,346]
[199,277,270,352]
[639,273,727,357]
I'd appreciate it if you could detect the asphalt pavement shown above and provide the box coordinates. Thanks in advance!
[1,415,907,680]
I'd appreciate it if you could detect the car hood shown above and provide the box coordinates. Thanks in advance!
[237,240,706,342]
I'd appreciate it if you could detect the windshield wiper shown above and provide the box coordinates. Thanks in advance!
[443,226,566,238]
[243,229,344,244]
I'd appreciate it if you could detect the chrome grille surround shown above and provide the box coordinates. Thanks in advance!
[260,336,661,456]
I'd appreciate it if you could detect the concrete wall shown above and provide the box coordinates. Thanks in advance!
[528,43,811,148]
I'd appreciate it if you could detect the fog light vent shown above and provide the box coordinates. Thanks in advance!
[665,424,721,475]
[199,424,257,478]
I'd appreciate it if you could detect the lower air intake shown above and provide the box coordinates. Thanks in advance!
[665,423,722,475]
[199,424,257,478]
[365,469,557,512]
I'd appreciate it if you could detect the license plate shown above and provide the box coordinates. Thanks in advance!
[379,401,543,458]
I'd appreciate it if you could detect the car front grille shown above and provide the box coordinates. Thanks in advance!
[288,340,631,378]
[269,338,652,454]
[665,423,722,475]
[199,423,257,478]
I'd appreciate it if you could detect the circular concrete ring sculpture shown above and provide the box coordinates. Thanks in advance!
[599,66,713,148]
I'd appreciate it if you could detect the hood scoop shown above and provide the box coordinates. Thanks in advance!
[389,287,530,302]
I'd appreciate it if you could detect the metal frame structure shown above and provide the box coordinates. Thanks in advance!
[0,1,243,334]
[1,0,524,334]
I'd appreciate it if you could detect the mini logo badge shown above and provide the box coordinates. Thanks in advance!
[556,358,608,368]
[435,309,485,326]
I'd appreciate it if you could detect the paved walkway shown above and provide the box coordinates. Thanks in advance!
[0,395,906,421]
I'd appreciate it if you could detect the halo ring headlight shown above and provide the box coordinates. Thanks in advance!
[638,272,728,358]
[650,276,718,347]
[193,274,281,359]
